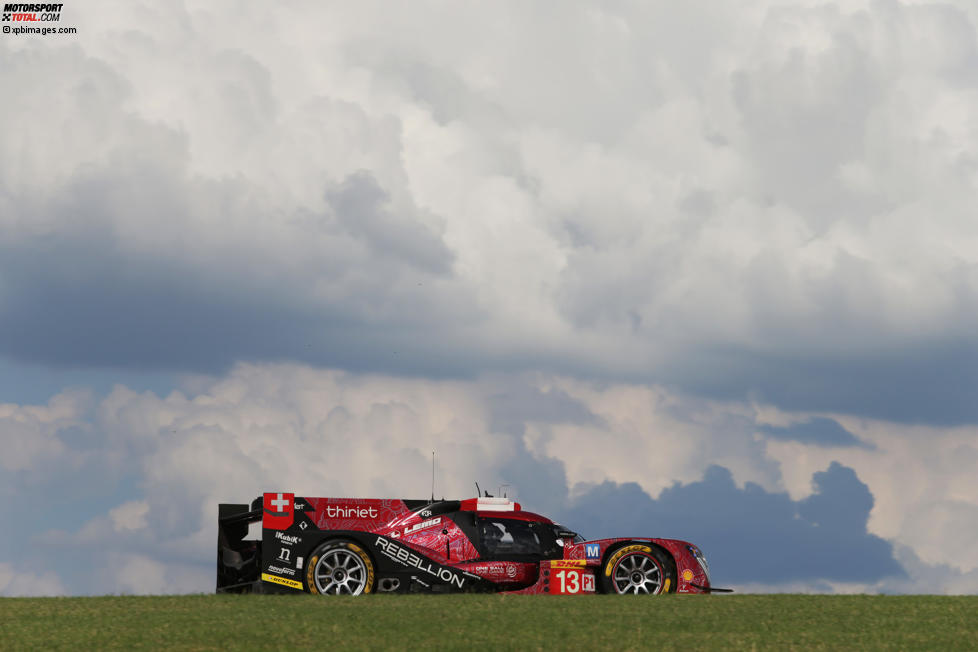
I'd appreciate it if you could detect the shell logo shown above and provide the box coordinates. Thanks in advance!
[682,569,694,582]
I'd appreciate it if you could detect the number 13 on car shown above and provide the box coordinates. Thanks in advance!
[551,561,595,594]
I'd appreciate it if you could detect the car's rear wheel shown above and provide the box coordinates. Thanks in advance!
[306,540,375,596]
[599,544,675,595]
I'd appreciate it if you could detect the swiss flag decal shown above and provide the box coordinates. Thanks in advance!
[263,492,294,530]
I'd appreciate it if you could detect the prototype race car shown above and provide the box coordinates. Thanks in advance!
[217,493,724,596]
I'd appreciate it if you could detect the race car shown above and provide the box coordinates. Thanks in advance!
[217,492,724,596]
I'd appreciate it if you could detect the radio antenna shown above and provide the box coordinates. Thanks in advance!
[431,450,435,503]
[475,481,481,498]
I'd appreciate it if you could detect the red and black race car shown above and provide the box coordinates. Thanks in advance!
[218,493,725,596]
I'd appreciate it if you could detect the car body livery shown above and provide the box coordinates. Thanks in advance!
[217,493,724,596]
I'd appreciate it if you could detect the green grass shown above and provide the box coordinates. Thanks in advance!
[1,594,976,651]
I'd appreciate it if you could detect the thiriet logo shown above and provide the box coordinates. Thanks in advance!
[324,505,379,519]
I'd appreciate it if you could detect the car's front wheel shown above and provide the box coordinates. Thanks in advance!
[306,540,375,596]
[599,544,675,595]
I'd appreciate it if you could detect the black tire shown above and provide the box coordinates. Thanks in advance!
[599,543,676,595]
[306,539,376,596]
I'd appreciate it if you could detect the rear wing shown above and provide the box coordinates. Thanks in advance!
[217,498,263,593]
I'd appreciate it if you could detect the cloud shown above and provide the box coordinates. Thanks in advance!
[0,389,91,472]
[759,417,873,449]
[4,0,978,598]
[487,381,604,436]
[1,364,974,596]
[2,1,978,425]
[764,417,978,574]
[7,365,577,594]
[0,563,66,598]
[880,546,978,595]
[562,462,905,586]
[327,171,455,275]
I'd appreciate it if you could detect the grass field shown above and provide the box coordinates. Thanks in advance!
[2,594,977,650]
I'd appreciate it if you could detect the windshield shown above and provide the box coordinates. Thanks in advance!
[478,518,562,560]
[553,523,585,544]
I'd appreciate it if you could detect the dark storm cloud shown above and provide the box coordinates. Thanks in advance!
[0,146,461,375]
[0,253,465,376]
[481,383,601,516]
[5,200,976,429]
[327,171,455,275]
[6,210,975,430]
[561,463,904,585]
[2,0,978,436]
[662,343,978,426]
[487,443,569,518]
[488,382,604,435]
[759,417,873,449]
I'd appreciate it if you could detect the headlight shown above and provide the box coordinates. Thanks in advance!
[688,545,711,583]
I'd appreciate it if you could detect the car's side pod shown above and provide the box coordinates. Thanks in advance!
[217,502,263,593]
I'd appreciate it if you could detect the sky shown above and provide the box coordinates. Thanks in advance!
[2,0,978,595]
